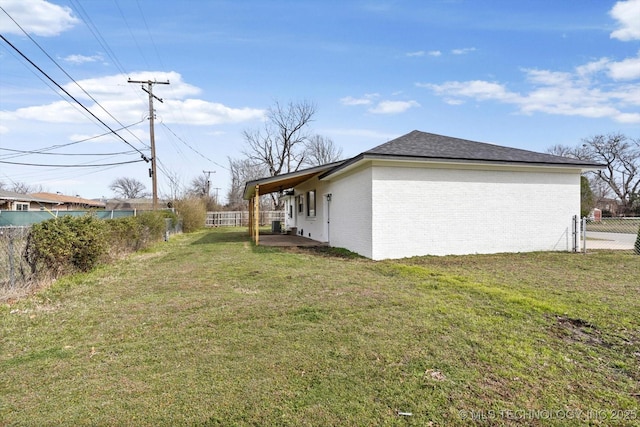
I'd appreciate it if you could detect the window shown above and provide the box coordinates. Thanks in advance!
[307,190,316,217]
[16,203,29,211]
[297,195,304,214]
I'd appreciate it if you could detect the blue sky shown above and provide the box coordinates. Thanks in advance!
[1,0,639,201]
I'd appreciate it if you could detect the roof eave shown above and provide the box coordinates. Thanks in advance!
[319,153,605,179]
[243,161,346,200]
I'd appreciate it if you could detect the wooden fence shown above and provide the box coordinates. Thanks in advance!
[206,211,285,227]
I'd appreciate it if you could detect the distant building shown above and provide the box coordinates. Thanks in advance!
[0,190,59,211]
[104,198,169,210]
[594,198,623,217]
[30,192,106,210]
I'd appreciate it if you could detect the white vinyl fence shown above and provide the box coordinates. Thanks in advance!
[206,211,285,227]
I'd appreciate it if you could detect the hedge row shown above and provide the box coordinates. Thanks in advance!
[24,211,178,278]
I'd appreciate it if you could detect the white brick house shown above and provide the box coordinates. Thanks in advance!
[244,130,602,260]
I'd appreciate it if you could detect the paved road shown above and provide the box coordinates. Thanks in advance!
[585,232,637,250]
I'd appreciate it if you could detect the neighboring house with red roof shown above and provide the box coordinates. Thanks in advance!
[0,190,59,211]
[244,130,603,260]
[30,193,105,210]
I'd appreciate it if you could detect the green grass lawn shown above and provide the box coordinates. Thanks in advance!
[1,228,639,426]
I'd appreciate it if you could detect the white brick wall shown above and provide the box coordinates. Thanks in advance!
[293,177,330,242]
[290,160,581,260]
[370,163,580,259]
[324,166,373,258]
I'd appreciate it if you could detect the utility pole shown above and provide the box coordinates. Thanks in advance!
[212,187,221,205]
[129,78,170,209]
[203,170,216,197]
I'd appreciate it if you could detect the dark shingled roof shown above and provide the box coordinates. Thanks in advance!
[319,131,603,180]
[365,130,601,166]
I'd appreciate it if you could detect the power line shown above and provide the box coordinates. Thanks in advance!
[0,33,150,162]
[160,122,230,171]
[68,0,129,76]
[114,0,150,69]
[0,38,111,131]
[0,159,146,167]
[0,6,148,149]
[135,0,166,70]
[0,147,138,156]
[0,120,146,160]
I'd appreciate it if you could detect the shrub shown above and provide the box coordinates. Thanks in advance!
[174,197,206,233]
[104,211,176,255]
[104,216,142,253]
[25,215,107,276]
[23,211,179,282]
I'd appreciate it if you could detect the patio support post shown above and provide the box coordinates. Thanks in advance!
[248,196,253,239]
[254,185,260,245]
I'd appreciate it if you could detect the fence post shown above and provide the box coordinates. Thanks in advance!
[571,215,578,252]
[8,231,15,288]
[582,216,587,254]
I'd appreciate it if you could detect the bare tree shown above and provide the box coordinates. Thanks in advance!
[109,177,148,199]
[582,134,639,214]
[160,169,185,201]
[7,181,43,194]
[186,173,222,211]
[189,174,210,197]
[547,133,640,214]
[242,100,316,177]
[226,157,269,210]
[303,134,344,166]
[241,100,317,209]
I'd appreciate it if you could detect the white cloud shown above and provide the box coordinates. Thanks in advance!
[368,100,420,114]
[162,99,264,125]
[419,80,518,102]
[0,71,266,126]
[615,112,640,123]
[574,52,640,81]
[340,93,379,106]
[342,93,419,114]
[0,0,78,36]
[576,58,610,76]
[607,51,640,80]
[610,0,640,41]
[64,54,105,65]
[428,50,442,57]
[451,47,477,55]
[0,100,84,123]
[419,56,640,123]
[406,50,425,57]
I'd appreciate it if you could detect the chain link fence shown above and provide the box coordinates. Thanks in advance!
[2,217,184,300]
[0,226,34,294]
[582,217,640,254]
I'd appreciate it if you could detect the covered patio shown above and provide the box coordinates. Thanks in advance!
[243,162,341,246]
